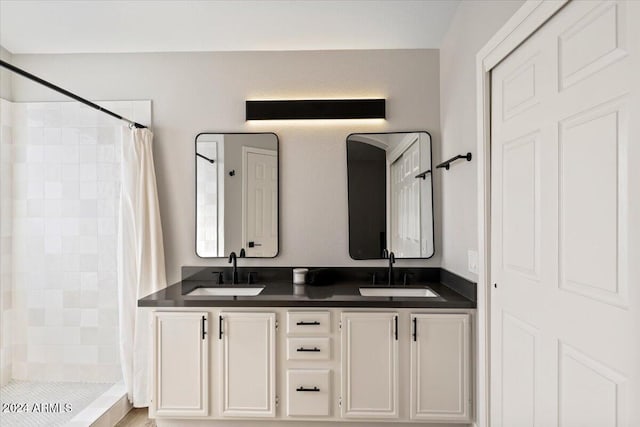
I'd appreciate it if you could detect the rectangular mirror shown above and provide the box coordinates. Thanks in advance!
[196,132,279,257]
[346,132,434,259]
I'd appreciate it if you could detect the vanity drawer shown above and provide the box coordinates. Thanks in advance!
[286,338,331,361]
[286,369,331,417]
[286,311,331,335]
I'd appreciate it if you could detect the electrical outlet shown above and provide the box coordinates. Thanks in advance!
[468,250,479,274]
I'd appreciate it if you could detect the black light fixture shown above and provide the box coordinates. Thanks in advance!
[246,99,386,120]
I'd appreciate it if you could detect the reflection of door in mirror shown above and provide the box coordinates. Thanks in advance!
[243,147,277,257]
[390,140,421,257]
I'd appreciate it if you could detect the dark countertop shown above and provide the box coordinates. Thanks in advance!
[138,279,476,309]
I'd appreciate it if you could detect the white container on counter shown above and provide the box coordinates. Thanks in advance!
[293,268,309,285]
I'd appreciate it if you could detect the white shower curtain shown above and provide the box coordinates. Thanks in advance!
[117,127,167,407]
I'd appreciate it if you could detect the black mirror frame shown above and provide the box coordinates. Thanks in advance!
[194,132,280,259]
[346,131,435,260]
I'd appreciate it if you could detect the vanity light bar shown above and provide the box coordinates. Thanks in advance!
[246,99,386,120]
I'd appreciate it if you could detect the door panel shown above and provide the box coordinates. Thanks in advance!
[221,312,276,417]
[341,312,398,418]
[410,313,470,422]
[244,148,277,257]
[153,312,208,417]
[491,1,639,426]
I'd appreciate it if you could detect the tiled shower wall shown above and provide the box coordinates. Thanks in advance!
[0,99,14,386]
[6,100,150,382]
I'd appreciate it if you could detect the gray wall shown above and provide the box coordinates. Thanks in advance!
[0,46,12,100]
[11,49,441,284]
[439,0,524,280]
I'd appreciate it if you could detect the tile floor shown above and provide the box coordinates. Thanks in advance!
[0,380,112,426]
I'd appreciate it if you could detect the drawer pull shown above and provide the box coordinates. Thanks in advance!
[296,386,320,392]
[297,347,321,352]
[296,321,320,326]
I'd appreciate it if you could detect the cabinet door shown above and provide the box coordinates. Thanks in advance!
[220,312,276,417]
[410,313,470,421]
[341,312,398,418]
[153,311,208,417]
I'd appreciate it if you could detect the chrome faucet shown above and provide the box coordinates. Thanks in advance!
[387,251,396,286]
[228,252,239,284]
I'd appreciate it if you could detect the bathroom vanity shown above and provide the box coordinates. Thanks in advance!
[139,267,476,426]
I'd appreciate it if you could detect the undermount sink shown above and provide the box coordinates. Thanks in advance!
[359,287,438,298]
[185,286,265,297]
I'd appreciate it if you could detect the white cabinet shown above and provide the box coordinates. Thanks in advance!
[410,313,470,422]
[220,312,276,417]
[152,311,208,417]
[341,312,399,418]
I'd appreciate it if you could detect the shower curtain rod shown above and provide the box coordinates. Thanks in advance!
[0,59,147,129]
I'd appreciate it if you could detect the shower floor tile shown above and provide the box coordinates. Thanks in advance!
[0,380,113,426]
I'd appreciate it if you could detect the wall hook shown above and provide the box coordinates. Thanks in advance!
[436,152,472,170]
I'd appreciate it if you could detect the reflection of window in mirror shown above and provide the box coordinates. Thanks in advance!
[196,135,225,257]
[347,132,434,260]
[196,133,279,258]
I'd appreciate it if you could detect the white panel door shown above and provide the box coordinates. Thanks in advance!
[390,140,421,257]
[491,1,640,426]
[243,148,277,257]
[220,312,276,417]
[341,312,398,418]
[153,312,208,417]
[410,313,470,422]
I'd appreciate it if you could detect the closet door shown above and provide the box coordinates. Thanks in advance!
[491,1,639,426]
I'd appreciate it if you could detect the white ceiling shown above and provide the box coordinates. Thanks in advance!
[0,0,460,54]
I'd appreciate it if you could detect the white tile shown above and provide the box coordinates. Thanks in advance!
[78,219,97,235]
[79,164,97,181]
[62,236,78,254]
[63,344,98,364]
[80,309,99,327]
[79,200,97,217]
[62,182,80,200]
[45,163,62,181]
[97,217,116,236]
[61,164,79,181]
[80,272,98,290]
[61,200,79,218]
[79,181,97,200]
[27,127,44,145]
[60,145,79,164]
[45,182,63,199]
[44,127,62,144]
[60,218,79,236]
[78,255,98,272]
[78,236,98,254]
[61,127,79,145]
[63,309,81,326]
[78,145,96,163]
[97,146,115,163]
[26,180,44,199]
[79,127,97,144]
[27,199,44,217]
[44,145,63,162]
[45,235,63,254]
[44,309,65,327]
